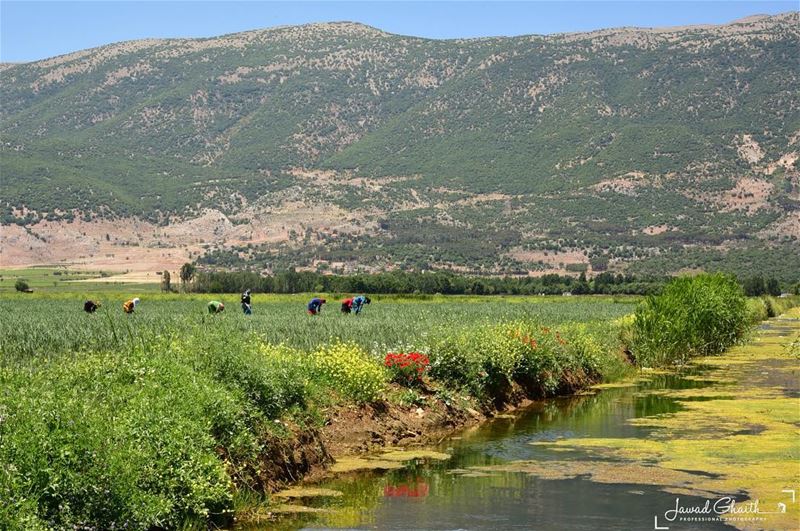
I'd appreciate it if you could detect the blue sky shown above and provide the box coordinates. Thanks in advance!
[1,1,796,62]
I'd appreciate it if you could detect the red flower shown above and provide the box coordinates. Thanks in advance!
[384,351,429,387]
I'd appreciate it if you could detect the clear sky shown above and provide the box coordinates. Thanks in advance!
[1,1,796,63]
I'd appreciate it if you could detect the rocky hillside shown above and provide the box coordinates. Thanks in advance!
[1,14,798,280]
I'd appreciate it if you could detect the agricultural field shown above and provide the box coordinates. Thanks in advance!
[1,277,791,530]
[0,267,114,292]
[0,292,636,359]
[0,291,635,529]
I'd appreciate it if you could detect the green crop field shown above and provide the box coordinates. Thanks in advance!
[0,292,636,361]
[2,278,785,530]
[0,291,637,529]
[0,268,110,291]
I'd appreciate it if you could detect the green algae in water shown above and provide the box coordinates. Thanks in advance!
[524,320,800,531]
[273,487,344,498]
[589,381,639,389]
[378,449,451,461]
[472,460,711,488]
[328,448,450,473]
[639,368,675,375]
[330,457,405,473]
[271,504,332,514]
[680,375,737,384]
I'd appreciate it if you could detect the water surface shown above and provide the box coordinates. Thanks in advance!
[258,318,800,530]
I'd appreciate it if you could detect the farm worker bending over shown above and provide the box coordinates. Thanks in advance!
[241,289,252,315]
[307,297,326,315]
[352,295,371,315]
[208,301,225,314]
[84,300,101,313]
[122,298,140,314]
[341,298,353,314]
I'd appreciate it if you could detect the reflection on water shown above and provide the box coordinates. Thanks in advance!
[247,372,742,530]
[383,479,429,498]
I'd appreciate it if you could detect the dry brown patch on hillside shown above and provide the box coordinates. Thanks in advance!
[642,224,670,235]
[735,134,765,164]
[552,12,797,52]
[718,177,774,213]
[526,72,567,107]
[125,105,178,133]
[287,168,343,183]
[765,151,798,175]
[103,61,154,87]
[0,198,368,273]
[152,30,274,60]
[286,168,415,190]
[682,177,775,215]
[477,52,509,70]
[453,192,515,206]
[32,49,95,70]
[508,248,589,272]
[291,101,375,159]
[757,211,800,239]
[0,219,198,272]
[31,40,161,91]
[589,172,649,196]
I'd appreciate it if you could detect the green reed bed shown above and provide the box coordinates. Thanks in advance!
[626,273,798,367]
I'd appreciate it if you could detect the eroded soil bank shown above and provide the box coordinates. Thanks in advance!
[251,382,535,493]
[247,310,800,530]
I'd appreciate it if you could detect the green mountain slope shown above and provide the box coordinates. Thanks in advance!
[1,15,799,280]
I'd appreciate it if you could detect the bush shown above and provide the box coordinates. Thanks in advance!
[746,298,770,322]
[310,341,386,403]
[429,321,611,402]
[169,332,310,421]
[14,279,29,292]
[760,296,796,318]
[0,350,239,530]
[628,273,749,366]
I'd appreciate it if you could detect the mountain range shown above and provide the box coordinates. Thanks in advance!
[1,13,798,281]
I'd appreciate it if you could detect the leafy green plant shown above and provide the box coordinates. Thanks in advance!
[429,321,612,402]
[628,273,748,366]
[395,388,427,408]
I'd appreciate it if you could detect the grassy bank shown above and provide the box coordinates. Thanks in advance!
[1,285,795,529]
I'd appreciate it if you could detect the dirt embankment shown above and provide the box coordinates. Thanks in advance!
[263,383,535,490]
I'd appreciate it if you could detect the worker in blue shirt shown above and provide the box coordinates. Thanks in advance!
[307,297,326,315]
[351,295,371,315]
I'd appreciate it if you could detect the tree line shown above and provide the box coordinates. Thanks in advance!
[181,268,667,296]
[176,264,799,297]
